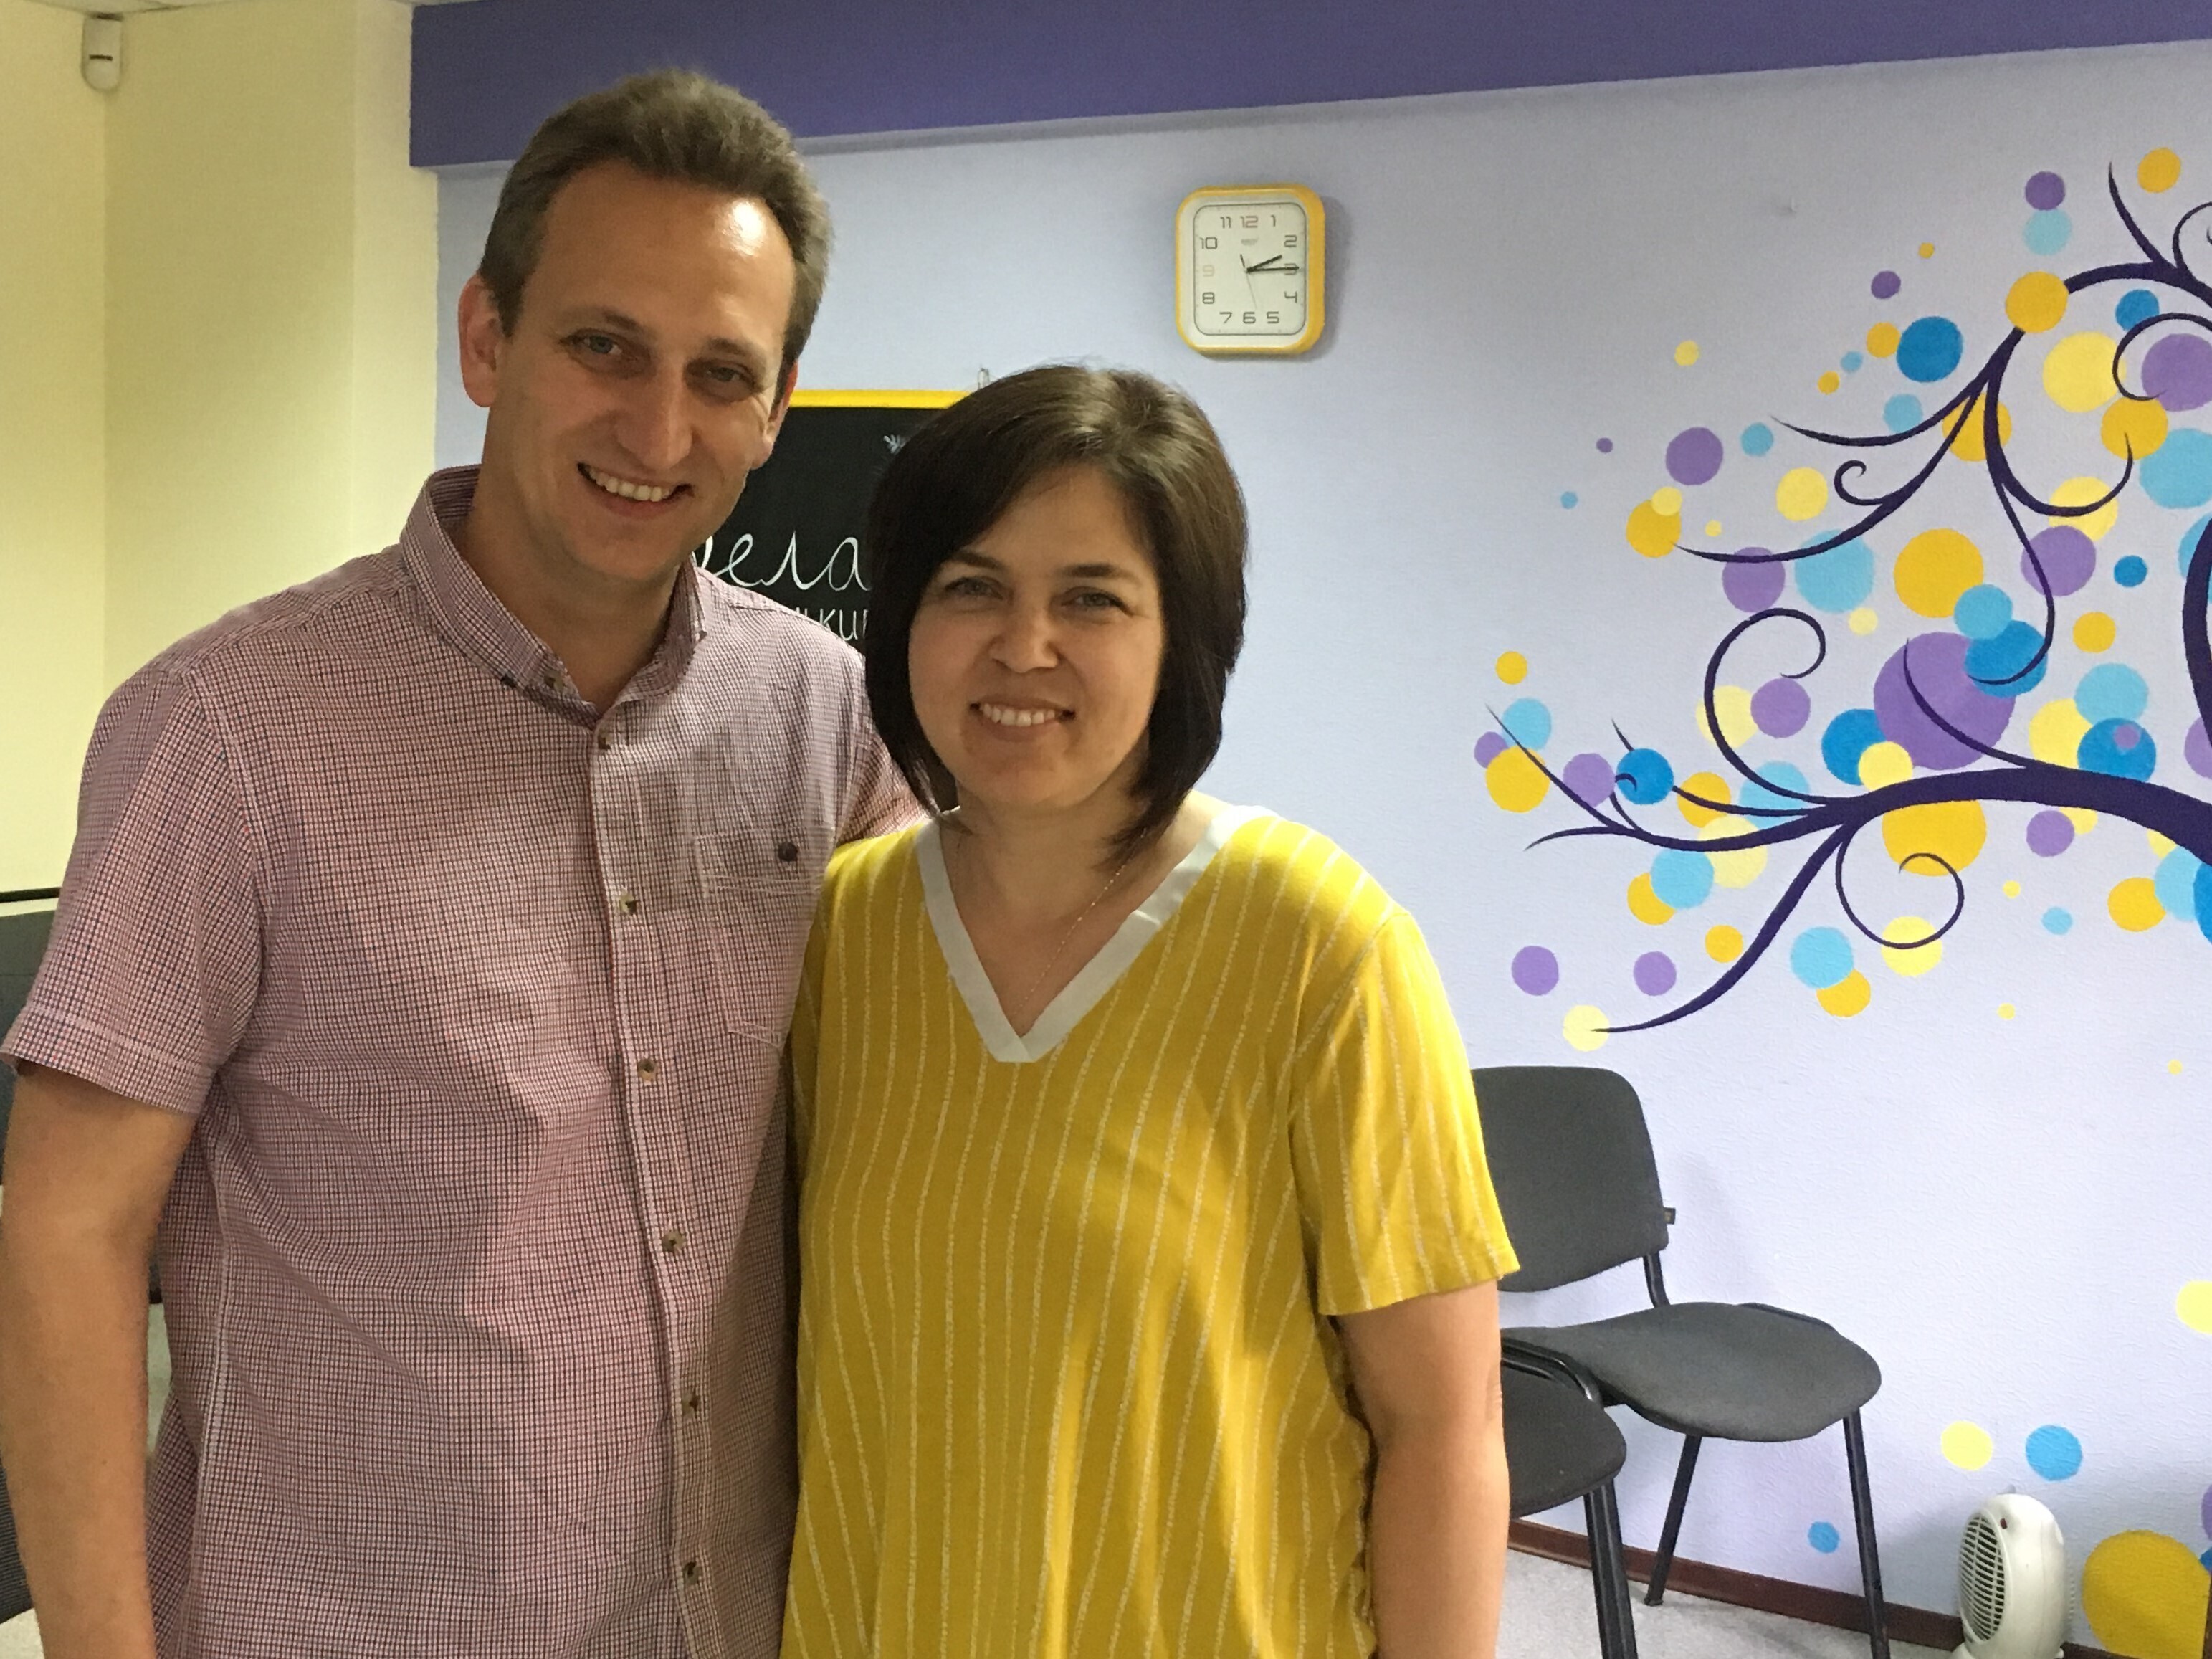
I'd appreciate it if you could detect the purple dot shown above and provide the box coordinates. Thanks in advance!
[1633,952,1678,996]
[1512,946,1560,996]
[1722,552,1787,613]
[1665,427,1725,487]
[1474,732,1507,768]
[2027,809,2074,856]
[1752,677,1813,738]
[2201,1481,2212,1541]
[1872,270,1901,300]
[1873,632,2016,771]
[1596,437,1614,454]
[2023,526,2097,597]
[2113,721,2142,752]
[1563,751,1619,807]
[2187,718,2212,779]
[2142,333,2212,412]
[2024,171,2066,211]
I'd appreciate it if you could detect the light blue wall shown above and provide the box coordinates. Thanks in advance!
[437,44,2212,1628]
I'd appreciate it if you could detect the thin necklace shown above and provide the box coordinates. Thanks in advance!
[951,822,1144,1019]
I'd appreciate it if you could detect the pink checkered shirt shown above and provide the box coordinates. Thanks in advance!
[4,468,912,1658]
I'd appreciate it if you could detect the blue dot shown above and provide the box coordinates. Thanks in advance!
[1790,926,1854,989]
[1742,422,1775,457]
[2079,718,2158,780]
[1501,698,1553,750]
[2202,1546,2212,1572]
[2181,513,2212,575]
[2115,555,2148,587]
[1795,538,1877,612]
[1897,316,1965,384]
[1883,394,1924,434]
[2117,288,2159,331]
[1841,351,1864,374]
[1821,708,1885,785]
[1650,850,1716,911]
[2024,1425,2082,1481]
[2140,428,2212,509]
[1965,620,2048,696]
[1561,491,1579,508]
[1808,1522,1841,1554]
[1738,761,1811,818]
[2044,907,2074,934]
[2076,662,2149,723]
[1616,748,1675,805]
[2024,209,2073,256]
[2155,847,2202,924]
[1952,584,2014,641]
[2198,862,2212,946]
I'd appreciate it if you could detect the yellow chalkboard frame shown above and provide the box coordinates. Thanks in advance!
[789,389,966,409]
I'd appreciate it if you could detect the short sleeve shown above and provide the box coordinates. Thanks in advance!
[1,666,262,1115]
[1287,912,1518,1316]
[838,679,919,845]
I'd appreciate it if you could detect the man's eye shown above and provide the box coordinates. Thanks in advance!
[576,333,619,356]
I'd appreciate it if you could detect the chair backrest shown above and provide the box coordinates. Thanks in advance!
[1473,1065,1670,1293]
[0,908,54,1171]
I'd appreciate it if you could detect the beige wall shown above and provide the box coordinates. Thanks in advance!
[0,0,436,890]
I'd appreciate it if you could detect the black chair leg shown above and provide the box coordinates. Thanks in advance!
[1644,1433,1701,1605]
[1586,1480,1641,1659]
[1842,1411,1891,1659]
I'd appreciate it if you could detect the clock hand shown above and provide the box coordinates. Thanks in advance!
[1244,257,1300,275]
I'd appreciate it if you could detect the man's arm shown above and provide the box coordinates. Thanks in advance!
[1337,1278,1511,1659]
[0,1064,195,1659]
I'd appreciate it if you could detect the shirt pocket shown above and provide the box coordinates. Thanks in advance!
[692,825,826,1042]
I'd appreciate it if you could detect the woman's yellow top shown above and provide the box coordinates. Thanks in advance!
[783,809,1517,1658]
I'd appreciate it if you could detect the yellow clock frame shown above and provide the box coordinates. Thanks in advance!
[1175,184,1326,357]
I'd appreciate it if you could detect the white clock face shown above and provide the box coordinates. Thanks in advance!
[1186,196,1310,339]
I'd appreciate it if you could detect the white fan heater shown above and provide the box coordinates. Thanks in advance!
[1955,1494,2067,1659]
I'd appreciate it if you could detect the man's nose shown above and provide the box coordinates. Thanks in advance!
[614,369,690,474]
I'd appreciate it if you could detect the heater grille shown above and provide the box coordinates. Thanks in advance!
[1960,1511,2008,1643]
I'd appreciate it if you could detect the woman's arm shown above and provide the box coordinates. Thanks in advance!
[1336,1278,1510,1659]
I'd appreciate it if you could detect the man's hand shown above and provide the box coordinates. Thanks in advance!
[0,1065,194,1659]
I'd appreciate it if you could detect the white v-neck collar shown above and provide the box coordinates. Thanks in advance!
[917,804,1271,1065]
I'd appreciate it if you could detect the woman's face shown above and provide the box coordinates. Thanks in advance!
[907,465,1165,824]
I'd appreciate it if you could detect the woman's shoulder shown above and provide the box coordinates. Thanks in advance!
[1209,811,1405,966]
[823,820,926,903]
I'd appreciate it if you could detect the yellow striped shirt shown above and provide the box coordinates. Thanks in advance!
[783,810,1517,1658]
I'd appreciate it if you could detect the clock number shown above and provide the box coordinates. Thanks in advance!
[1267,311,1281,325]
[1200,236,1218,249]
[1200,291,1215,304]
[1283,234,1299,247]
[1242,311,1256,324]
[1241,214,1259,228]
[1201,263,1214,277]
[1219,311,1233,323]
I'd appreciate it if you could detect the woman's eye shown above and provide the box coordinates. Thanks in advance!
[1069,589,1124,611]
[938,576,993,599]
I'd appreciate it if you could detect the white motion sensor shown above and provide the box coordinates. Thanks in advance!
[82,14,122,92]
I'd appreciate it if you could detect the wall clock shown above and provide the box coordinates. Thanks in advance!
[1175,184,1325,356]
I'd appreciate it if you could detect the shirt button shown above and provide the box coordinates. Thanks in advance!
[541,670,561,690]
[684,1391,701,1415]
[661,1229,684,1255]
[776,840,800,863]
[637,1057,659,1082]
[617,890,639,916]
[596,729,614,752]
[682,1560,700,1584]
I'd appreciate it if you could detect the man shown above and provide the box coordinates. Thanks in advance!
[0,71,907,1658]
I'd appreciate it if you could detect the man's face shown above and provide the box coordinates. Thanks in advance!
[457,161,798,596]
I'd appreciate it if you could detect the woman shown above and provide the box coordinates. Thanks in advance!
[783,365,1517,1659]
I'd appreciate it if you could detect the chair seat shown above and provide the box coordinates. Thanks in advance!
[1507,1301,1881,1443]
[1502,1366,1627,1518]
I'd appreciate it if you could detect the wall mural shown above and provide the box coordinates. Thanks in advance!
[1483,149,2212,1657]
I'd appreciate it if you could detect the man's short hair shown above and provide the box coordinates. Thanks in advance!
[862,364,1249,857]
[478,70,830,376]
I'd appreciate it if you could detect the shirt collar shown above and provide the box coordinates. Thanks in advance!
[401,466,712,709]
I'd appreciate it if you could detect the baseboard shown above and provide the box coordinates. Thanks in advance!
[1509,1519,2125,1659]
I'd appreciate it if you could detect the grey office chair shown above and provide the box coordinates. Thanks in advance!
[1501,1347,1639,1659]
[1474,1065,1889,1659]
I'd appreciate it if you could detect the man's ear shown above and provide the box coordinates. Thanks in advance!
[457,273,509,411]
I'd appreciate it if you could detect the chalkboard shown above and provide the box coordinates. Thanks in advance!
[694,390,963,644]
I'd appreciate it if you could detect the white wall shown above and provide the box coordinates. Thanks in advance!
[438,45,2212,1631]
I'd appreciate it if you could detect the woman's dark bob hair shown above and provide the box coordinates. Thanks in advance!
[862,364,1249,855]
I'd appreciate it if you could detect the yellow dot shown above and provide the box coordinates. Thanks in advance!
[2103,396,2168,460]
[2006,270,2070,333]
[1674,340,1699,366]
[2003,880,2022,898]
[1704,519,1723,537]
[2180,1281,2212,1332]
[1496,651,1528,685]
[1858,741,1913,790]
[1948,396,2012,463]
[2140,146,2183,194]
[2148,830,2175,855]
[1884,799,1988,875]
[2081,1530,2209,1659]
[1940,1420,1993,1470]
[1866,322,1900,358]
[1880,916,1944,977]
[1563,1004,1611,1052]
[2049,475,2119,541]
[1705,924,1745,963]
[1775,466,1829,523]
[1651,487,1683,517]
[2030,698,2090,766]
[1894,528,1984,617]
[1677,771,1730,828]
[1818,370,1841,395]
[1817,969,1872,1017]
[1697,685,1757,749]
[2075,611,2117,652]
[1627,873,1674,926]
[1702,814,1768,889]
[2170,1059,2185,1075]
[2110,875,2165,931]
[1848,607,1878,635]
[1626,500,1682,558]
[2064,808,2097,835]
[1998,1002,2017,1020]
[2044,331,2120,412]
[1485,746,1550,813]
[1919,242,1935,259]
